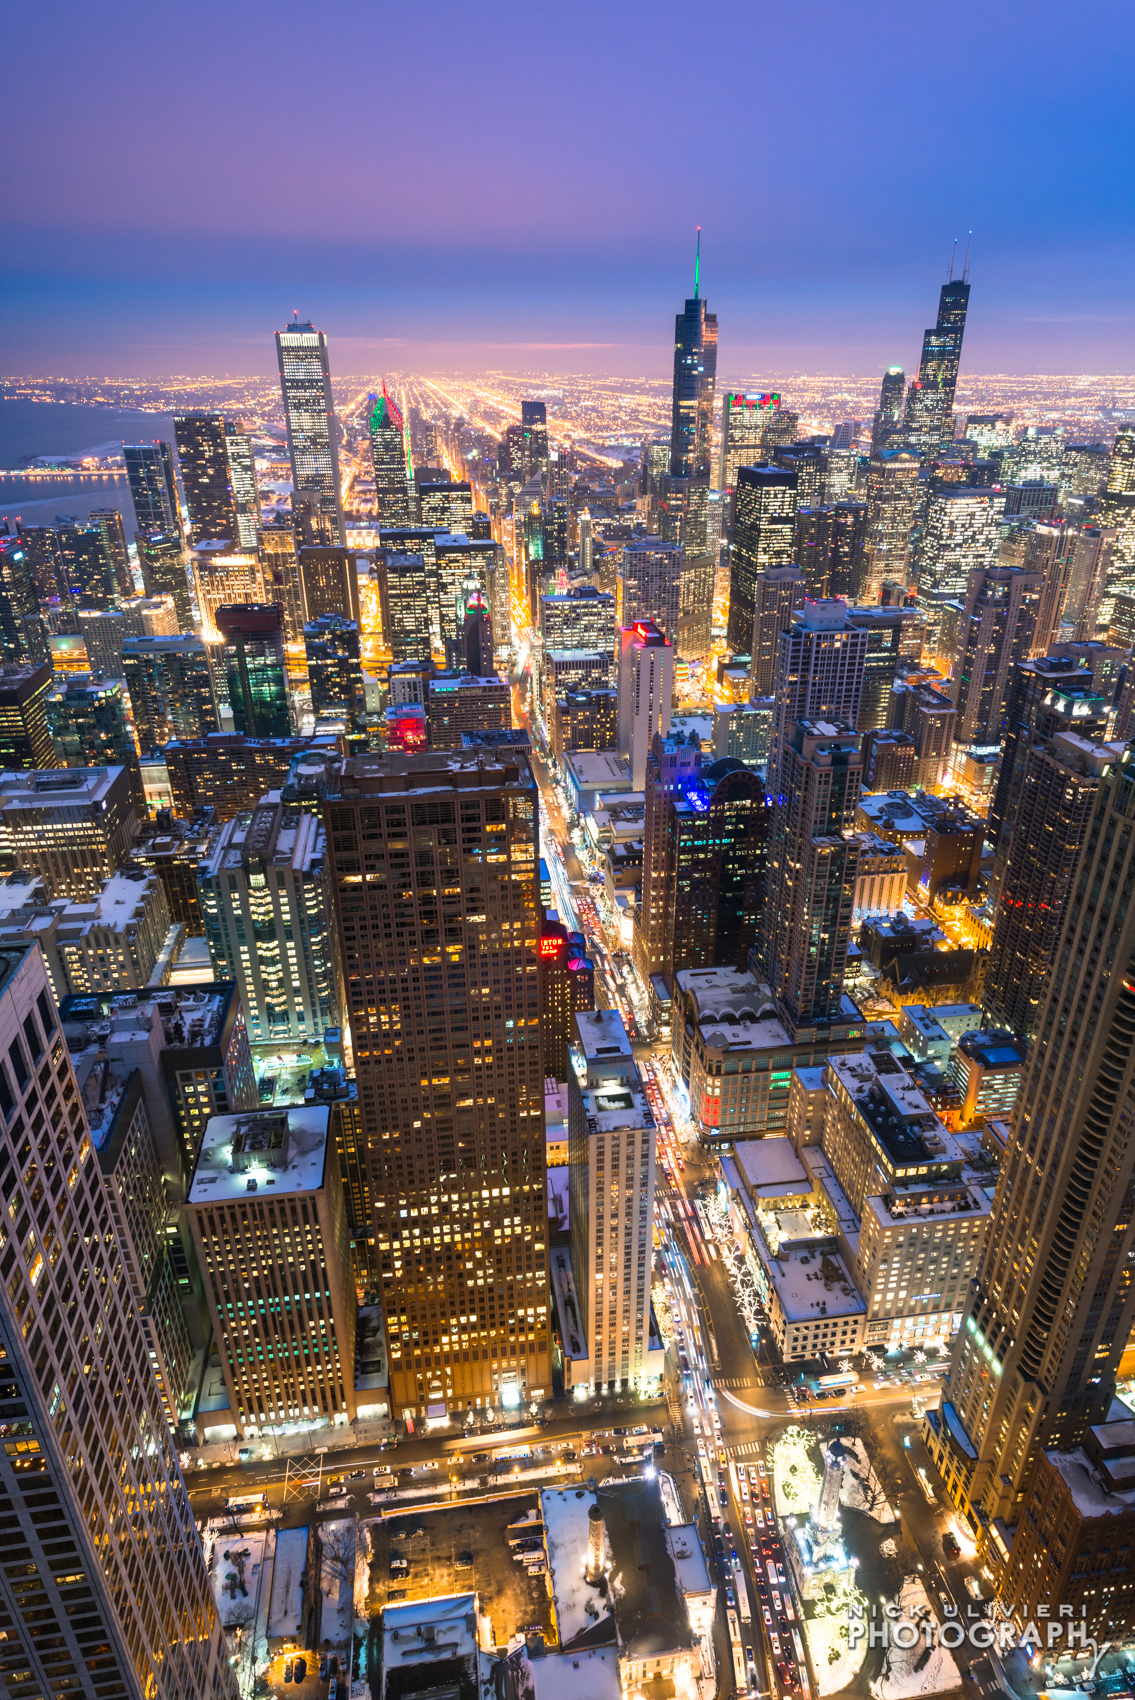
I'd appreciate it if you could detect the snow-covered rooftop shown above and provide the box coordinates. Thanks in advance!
[735,1138,810,1199]
[1047,1449,1135,1518]
[188,1105,331,1204]
[541,1488,613,1650]
[267,1526,307,1641]
[382,1592,480,1674]
[768,1246,866,1324]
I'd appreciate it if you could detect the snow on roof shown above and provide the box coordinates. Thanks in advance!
[540,1488,613,1649]
[382,1591,479,1670]
[1047,1449,1135,1519]
[188,1105,331,1204]
[525,1647,620,1700]
[208,1526,269,1631]
[547,1167,569,1237]
[768,1246,865,1324]
[735,1138,809,1198]
[665,1525,712,1597]
[267,1526,307,1640]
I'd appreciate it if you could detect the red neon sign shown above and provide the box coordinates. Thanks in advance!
[539,936,564,959]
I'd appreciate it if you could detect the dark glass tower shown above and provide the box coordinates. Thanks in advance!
[174,412,237,543]
[669,231,718,481]
[124,439,182,542]
[521,400,549,476]
[369,385,416,527]
[870,365,906,451]
[275,318,345,545]
[214,602,291,738]
[904,253,971,451]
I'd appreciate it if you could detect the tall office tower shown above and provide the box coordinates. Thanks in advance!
[669,238,718,481]
[918,484,1004,600]
[903,265,971,453]
[1099,426,1135,604]
[793,507,835,598]
[369,384,416,527]
[543,498,569,568]
[125,806,217,936]
[717,391,793,492]
[0,536,50,666]
[164,733,337,822]
[460,594,493,678]
[950,565,1044,747]
[726,465,797,652]
[830,500,870,598]
[305,613,367,730]
[1107,422,1135,495]
[192,541,266,643]
[931,747,1135,1552]
[578,509,594,577]
[567,1007,657,1392]
[425,674,507,752]
[299,543,362,627]
[173,412,236,543]
[987,655,1104,885]
[769,601,870,783]
[198,797,338,1042]
[618,538,683,643]
[88,507,133,598]
[540,586,617,658]
[419,478,473,535]
[551,689,618,760]
[1061,525,1115,640]
[0,766,138,899]
[538,918,595,1081]
[46,676,146,812]
[618,620,673,790]
[871,366,906,452]
[749,567,806,693]
[223,425,259,549]
[640,436,672,501]
[137,530,192,630]
[861,450,922,592]
[1023,520,1078,656]
[0,944,239,1700]
[323,751,551,1416]
[259,517,305,645]
[634,728,702,983]
[186,1104,356,1435]
[774,441,827,510]
[214,602,291,739]
[760,720,862,1036]
[847,605,917,731]
[521,400,549,475]
[380,552,436,663]
[55,519,117,611]
[435,536,503,656]
[0,660,57,769]
[499,423,528,484]
[660,758,770,984]
[124,439,183,542]
[887,678,958,790]
[122,634,218,751]
[16,521,66,599]
[275,317,345,545]
[984,732,1115,1039]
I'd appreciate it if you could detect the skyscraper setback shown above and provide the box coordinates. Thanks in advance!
[669,232,718,481]
[323,751,550,1417]
[903,252,971,452]
[275,317,346,545]
[369,384,416,526]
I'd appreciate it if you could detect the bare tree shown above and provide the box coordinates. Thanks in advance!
[319,1523,355,1593]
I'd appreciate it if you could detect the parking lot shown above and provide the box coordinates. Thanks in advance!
[366,1493,555,1648]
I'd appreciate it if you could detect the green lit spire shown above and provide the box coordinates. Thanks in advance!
[694,227,701,299]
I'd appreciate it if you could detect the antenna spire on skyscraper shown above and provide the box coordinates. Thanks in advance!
[962,231,972,283]
[947,238,957,283]
[695,227,701,300]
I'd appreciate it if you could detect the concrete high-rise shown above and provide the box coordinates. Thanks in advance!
[225,424,260,549]
[749,567,805,694]
[323,751,550,1417]
[137,530,193,631]
[618,538,683,643]
[928,741,1135,1561]
[861,450,921,592]
[727,464,797,652]
[198,796,339,1043]
[379,551,436,663]
[984,732,1116,1039]
[950,565,1043,747]
[369,384,417,527]
[275,317,345,545]
[0,659,57,769]
[669,236,718,481]
[769,600,870,784]
[717,391,787,491]
[305,613,367,732]
[919,485,1004,600]
[0,766,138,899]
[618,620,673,790]
[567,1008,657,1393]
[173,412,236,543]
[124,440,182,542]
[299,543,362,628]
[0,942,239,1700]
[871,366,906,452]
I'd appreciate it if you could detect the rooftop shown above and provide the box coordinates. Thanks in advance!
[827,1051,961,1171]
[58,983,229,1053]
[768,1245,866,1324]
[0,766,126,809]
[188,1106,332,1204]
[734,1138,811,1200]
[1046,1449,1135,1520]
[563,751,632,788]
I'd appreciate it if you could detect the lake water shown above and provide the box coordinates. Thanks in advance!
[0,400,176,530]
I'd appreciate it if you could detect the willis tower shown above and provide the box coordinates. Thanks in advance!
[904,242,971,453]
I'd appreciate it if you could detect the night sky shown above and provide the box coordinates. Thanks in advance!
[4,0,1133,377]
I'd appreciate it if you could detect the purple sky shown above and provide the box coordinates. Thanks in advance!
[4,0,1133,378]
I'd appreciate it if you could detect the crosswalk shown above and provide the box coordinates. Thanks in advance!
[713,1376,758,1390]
[727,1439,767,1458]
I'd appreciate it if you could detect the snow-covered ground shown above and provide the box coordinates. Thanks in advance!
[807,1600,867,1697]
[205,1525,269,1632]
[318,1519,356,1655]
[839,1438,897,1524]
[870,1577,962,1700]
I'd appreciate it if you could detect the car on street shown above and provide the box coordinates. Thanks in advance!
[294,1658,306,1682]
[763,1608,772,1627]
[943,1532,960,1557]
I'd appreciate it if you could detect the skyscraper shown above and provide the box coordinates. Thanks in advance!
[137,531,192,631]
[521,400,549,476]
[323,751,551,1417]
[0,535,50,665]
[726,465,797,653]
[173,412,236,543]
[749,567,805,695]
[903,257,971,453]
[0,660,56,770]
[214,602,291,738]
[919,485,1004,600]
[369,385,416,527]
[379,551,436,663]
[861,449,922,593]
[225,424,260,549]
[659,757,770,984]
[669,233,718,481]
[718,391,786,491]
[198,797,339,1043]
[950,564,1044,747]
[618,620,673,790]
[871,366,906,452]
[0,942,239,1700]
[618,538,683,644]
[123,440,182,542]
[634,726,702,984]
[928,741,1135,1556]
[769,600,870,783]
[88,507,134,598]
[122,634,218,751]
[275,317,345,545]
[299,543,362,627]
[305,613,367,731]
